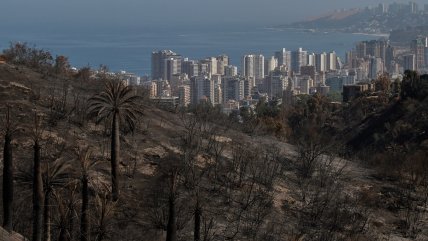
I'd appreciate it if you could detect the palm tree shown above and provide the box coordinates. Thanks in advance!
[16,139,71,241]
[32,113,44,241]
[2,105,16,232]
[88,79,141,201]
[93,192,116,241]
[42,158,71,241]
[76,146,99,241]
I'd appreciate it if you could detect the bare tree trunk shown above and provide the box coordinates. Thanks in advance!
[194,200,201,241]
[80,176,90,241]
[58,228,66,241]
[3,132,13,232]
[166,194,177,241]
[33,141,44,241]
[166,171,177,241]
[43,191,51,241]
[111,112,120,201]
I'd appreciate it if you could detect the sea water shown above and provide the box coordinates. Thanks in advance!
[0,24,380,77]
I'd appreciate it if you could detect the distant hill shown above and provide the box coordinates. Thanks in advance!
[389,26,428,44]
[281,6,428,36]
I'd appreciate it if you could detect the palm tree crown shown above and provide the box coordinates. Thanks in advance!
[88,79,141,131]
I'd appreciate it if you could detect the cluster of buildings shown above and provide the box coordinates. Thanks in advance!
[140,34,428,112]
[145,48,343,112]
[102,24,426,112]
[371,2,428,15]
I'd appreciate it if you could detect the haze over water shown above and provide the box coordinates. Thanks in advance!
[0,24,379,76]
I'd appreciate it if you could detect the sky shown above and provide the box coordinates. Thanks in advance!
[1,0,427,31]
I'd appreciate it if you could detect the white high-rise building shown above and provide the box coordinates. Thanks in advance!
[327,51,337,71]
[216,55,229,75]
[307,53,316,66]
[241,54,265,80]
[241,55,254,77]
[265,56,277,76]
[275,48,291,68]
[315,52,327,73]
[254,54,265,80]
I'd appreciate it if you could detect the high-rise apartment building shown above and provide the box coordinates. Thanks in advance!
[216,55,229,75]
[356,42,367,58]
[307,53,316,66]
[368,57,384,79]
[264,56,277,76]
[327,51,337,71]
[315,52,327,73]
[241,54,264,80]
[224,65,238,77]
[222,77,245,102]
[190,75,214,105]
[411,38,425,70]
[266,73,288,98]
[164,58,181,82]
[291,48,308,73]
[409,1,418,14]
[178,85,191,107]
[241,55,254,77]
[200,57,218,75]
[182,59,199,77]
[151,50,182,80]
[254,54,265,80]
[275,48,291,68]
[385,45,395,73]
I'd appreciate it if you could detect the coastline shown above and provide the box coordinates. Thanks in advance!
[269,26,389,38]
[351,32,389,38]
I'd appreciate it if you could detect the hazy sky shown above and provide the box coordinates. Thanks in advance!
[1,0,427,30]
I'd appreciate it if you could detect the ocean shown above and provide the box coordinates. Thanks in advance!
[0,25,381,77]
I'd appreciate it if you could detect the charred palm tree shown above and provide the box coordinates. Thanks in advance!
[42,158,71,241]
[16,140,71,241]
[32,113,44,241]
[88,79,141,201]
[76,147,99,241]
[2,105,17,232]
[93,192,116,241]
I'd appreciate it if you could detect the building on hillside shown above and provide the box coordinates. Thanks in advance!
[343,83,374,102]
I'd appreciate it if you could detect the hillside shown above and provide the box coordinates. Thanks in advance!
[282,7,428,36]
[1,59,428,240]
